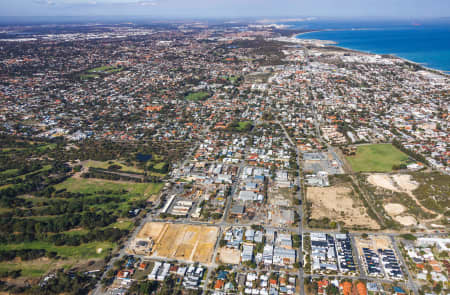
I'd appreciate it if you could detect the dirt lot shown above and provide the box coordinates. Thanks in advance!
[306,184,379,229]
[392,174,419,191]
[368,174,399,192]
[268,187,292,207]
[394,215,416,226]
[218,248,241,264]
[368,173,419,192]
[383,203,406,215]
[367,173,442,224]
[135,222,219,264]
[383,203,417,226]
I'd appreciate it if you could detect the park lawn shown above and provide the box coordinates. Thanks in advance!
[0,168,19,178]
[0,165,51,181]
[84,160,144,174]
[152,153,164,162]
[36,143,57,152]
[237,121,253,131]
[54,177,160,196]
[104,68,123,74]
[88,65,123,74]
[346,144,409,172]
[2,165,52,183]
[152,162,167,170]
[0,207,12,214]
[17,195,60,205]
[1,147,26,152]
[54,177,163,207]
[88,65,114,72]
[228,75,240,82]
[0,241,114,259]
[80,74,99,79]
[0,184,12,191]
[148,171,166,178]
[62,228,90,236]
[61,219,134,235]
[105,220,134,231]
[185,91,210,101]
[20,215,57,221]
[0,262,54,278]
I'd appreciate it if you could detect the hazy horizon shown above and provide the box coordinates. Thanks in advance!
[1,0,449,19]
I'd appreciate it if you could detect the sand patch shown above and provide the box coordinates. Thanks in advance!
[368,174,399,192]
[392,174,418,192]
[307,184,379,229]
[369,174,442,224]
[137,222,167,240]
[394,215,417,226]
[383,203,417,226]
[368,174,418,194]
[384,203,406,215]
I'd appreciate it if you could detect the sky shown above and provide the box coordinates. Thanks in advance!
[0,0,449,18]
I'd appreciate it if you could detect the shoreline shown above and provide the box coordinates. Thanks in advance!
[289,30,450,77]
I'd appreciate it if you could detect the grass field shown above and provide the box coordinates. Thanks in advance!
[80,74,99,79]
[0,168,19,177]
[106,220,134,231]
[88,65,123,73]
[185,91,210,101]
[36,143,57,152]
[62,219,134,236]
[152,162,167,170]
[54,177,163,214]
[54,177,163,198]
[80,65,122,80]
[346,144,409,172]
[0,165,51,182]
[237,121,252,131]
[1,143,55,154]
[0,262,53,278]
[0,241,114,259]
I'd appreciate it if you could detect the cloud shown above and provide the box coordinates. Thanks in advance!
[32,0,159,7]
[138,0,157,6]
[33,0,56,5]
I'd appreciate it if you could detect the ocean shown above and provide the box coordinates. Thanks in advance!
[292,21,450,73]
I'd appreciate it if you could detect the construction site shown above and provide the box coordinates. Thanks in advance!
[130,222,219,265]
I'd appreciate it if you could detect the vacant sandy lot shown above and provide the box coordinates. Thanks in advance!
[268,187,293,207]
[307,185,379,229]
[137,222,167,240]
[394,215,416,226]
[392,174,418,192]
[368,174,399,192]
[368,174,418,193]
[384,203,406,215]
[369,174,437,225]
[383,203,417,226]
[135,222,219,264]
[218,248,241,264]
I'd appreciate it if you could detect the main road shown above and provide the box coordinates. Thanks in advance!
[278,120,305,295]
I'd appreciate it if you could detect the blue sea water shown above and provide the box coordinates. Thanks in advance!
[294,23,450,73]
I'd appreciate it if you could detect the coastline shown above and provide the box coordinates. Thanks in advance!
[289,31,450,77]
